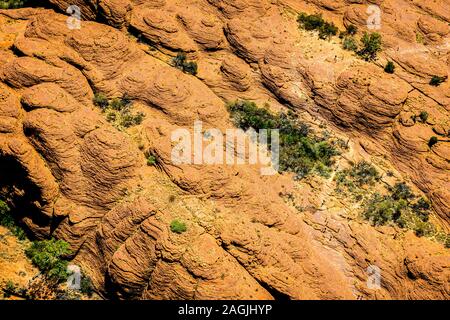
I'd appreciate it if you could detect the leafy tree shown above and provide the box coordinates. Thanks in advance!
[170,220,187,234]
[384,61,395,74]
[25,239,72,282]
[358,32,382,60]
[318,22,338,39]
[297,13,338,39]
[297,13,325,31]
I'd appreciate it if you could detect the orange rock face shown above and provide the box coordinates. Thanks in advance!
[0,1,449,300]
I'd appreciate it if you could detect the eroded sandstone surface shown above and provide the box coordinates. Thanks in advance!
[0,0,449,299]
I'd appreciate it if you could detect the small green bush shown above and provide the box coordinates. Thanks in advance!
[428,136,438,148]
[358,32,382,61]
[93,93,145,129]
[418,111,428,123]
[0,200,26,240]
[93,93,109,110]
[0,0,27,9]
[429,75,447,86]
[318,22,338,40]
[147,154,157,166]
[345,24,358,35]
[297,13,338,39]
[170,220,187,234]
[384,61,395,74]
[364,193,405,226]
[390,182,414,201]
[342,37,358,52]
[172,53,198,75]
[80,274,94,297]
[445,235,450,248]
[411,197,430,222]
[227,100,340,179]
[25,239,72,282]
[297,13,325,31]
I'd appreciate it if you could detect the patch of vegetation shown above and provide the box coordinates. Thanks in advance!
[357,32,382,61]
[171,53,198,75]
[446,235,450,249]
[297,12,338,39]
[345,24,358,36]
[429,75,447,86]
[0,0,28,9]
[93,93,109,110]
[80,273,94,298]
[2,280,28,299]
[0,200,26,240]
[428,136,438,148]
[170,219,187,234]
[418,111,428,123]
[93,93,145,129]
[25,238,72,283]
[342,36,358,52]
[363,183,437,237]
[227,100,342,179]
[335,161,380,194]
[415,32,424,44]
[146,153,158,166]
[384,61,395,74]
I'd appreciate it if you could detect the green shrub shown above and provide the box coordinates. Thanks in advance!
[120,112,145,128]
[342,37,358,51]
[428,136,438,148]
[0,200,26,240]
[297,13,338,39]
[25,239,72,282]
[384,61,395,74]
[358,32,382,60]
[146,154,157,166]
[429,75,447,86]
[345,24,358,35]
[390,182,414,201]
[414,221,434,237]
[418,111,428,123]
[411,197,430,222]
[364,193,405,226]
[445,235,450,248]
[80,274,94,297]
[297,13,325,31]
[0,0,27,9]
[93,93,145,129]
[172,53,198,75]
[227,100,340,179]
[93,93,109,110]
[318,22,338,40]
[170,220,187,234]
[362,181,436,237]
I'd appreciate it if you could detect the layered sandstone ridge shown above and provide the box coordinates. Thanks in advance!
[0,0,448,300]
